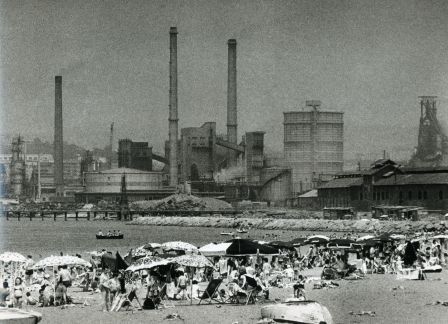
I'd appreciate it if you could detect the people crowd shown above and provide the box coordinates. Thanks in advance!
[0,231,446,311]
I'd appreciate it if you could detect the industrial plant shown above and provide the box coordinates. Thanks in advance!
[2,27,448,212]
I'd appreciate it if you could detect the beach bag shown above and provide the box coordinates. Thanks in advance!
[143,298,155,310]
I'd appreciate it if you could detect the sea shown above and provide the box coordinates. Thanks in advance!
[0,218,312,259]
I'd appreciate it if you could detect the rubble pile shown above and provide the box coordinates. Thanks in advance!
[131,194,231,211]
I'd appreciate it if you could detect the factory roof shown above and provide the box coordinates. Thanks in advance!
[375,173,448,186]
[318,177,363,189]
[88,167,155,174]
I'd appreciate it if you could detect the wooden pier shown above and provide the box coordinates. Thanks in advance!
[0,209,240,221]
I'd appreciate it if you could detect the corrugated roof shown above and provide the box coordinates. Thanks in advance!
[318,177,363,189]
[87,167,154,174]
[299,189,318,198]
[375,173,448,186]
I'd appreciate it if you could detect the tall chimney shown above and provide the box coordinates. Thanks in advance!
[169,27,178,186]
[227,39,237,165]
[54,75,64,197]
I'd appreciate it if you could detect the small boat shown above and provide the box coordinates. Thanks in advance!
[220,232,234,236]
[261,300,333,324]
[96,234,124,240]
[236,229,248,234]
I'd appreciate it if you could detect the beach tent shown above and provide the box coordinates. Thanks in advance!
[199,242,232,257]
[225,239,278,255]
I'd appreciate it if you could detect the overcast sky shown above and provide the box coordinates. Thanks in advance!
[1,0,448,159]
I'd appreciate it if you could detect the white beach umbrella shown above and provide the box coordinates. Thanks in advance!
[126,259,172,272]
[170,254,213,268]
[356,235,375,242]
[33,256,91,269]
[162,241,198,252]
[199,242,232,257]
[0,252,27,263]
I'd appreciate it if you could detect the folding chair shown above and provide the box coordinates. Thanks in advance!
[198,278,224,305]
[111,288,143,312]
[158,283,175,308]
[243,276,260,305]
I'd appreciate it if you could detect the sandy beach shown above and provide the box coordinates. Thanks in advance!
[20,268,448,324]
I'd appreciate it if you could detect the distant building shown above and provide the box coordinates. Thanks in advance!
[318,159,448,211]
[284,101,343,194]
[118,140,152,171]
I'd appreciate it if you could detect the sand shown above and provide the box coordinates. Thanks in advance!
[21,268,448,324]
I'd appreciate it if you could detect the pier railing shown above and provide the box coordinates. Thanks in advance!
[0,209,240,221]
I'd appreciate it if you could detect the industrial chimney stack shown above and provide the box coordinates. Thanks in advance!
[227,39,237,165]
[168,27,179,186]
[54,75,64,197]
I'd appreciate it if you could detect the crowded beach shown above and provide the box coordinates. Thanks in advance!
[0,228,447,323]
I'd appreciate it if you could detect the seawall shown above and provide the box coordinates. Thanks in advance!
[127,216,446,233]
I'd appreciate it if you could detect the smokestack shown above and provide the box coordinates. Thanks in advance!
[54,75,64,197]
[227,39,237,165]
[169,27,178,186]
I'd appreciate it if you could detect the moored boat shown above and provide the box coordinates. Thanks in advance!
[96,234,124,240]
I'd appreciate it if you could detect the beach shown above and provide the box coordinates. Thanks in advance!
[1,218,448,323]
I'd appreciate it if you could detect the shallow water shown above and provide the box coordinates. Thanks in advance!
[0,218,316,258]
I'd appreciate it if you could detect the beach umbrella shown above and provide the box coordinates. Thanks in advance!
[225,239,278,255]
[0,252,27,263]
[305,235,330,244]
[432,234,448,239]
[289,238,307,246]
[170,254,213,268]
[390,234,406,240]
[126,259,172,272]
[356,235,375,242]
[162,241,198,252]
[143,243,162,250]
[129,256,164,268]
[327,239,355,248]
[268,241,295,249]
[199,242,232,257]
[33,255,91,269]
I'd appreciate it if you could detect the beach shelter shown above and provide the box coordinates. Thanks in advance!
[199,242,232,257]
[225,239,278,255]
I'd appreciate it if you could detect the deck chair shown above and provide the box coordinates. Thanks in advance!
[198,278,224,305]
[158,283,175,308]
[243,275,260,305]
[111,288,143,312]
[225,282,248,304]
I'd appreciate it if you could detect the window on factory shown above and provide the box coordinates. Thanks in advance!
[381,192,385,200]
[439,190,444,200]
[418,191,422,200]
[408,191,412,200]
[423,191,428,200]
[399,191,403,201]
[386,191,389,199]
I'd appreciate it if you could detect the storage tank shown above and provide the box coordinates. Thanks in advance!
[284,102,343,194]
[84,168,162,193]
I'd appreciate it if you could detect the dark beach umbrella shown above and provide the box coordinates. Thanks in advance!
[225,239,278,255]
[101,252,129,273]
[360,240,382,247]
[373,233,397,242]
[289,238,307,246]
[268,241,295,250]
[327,239,356,248]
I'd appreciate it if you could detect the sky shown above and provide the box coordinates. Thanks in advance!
[1,0,448,159]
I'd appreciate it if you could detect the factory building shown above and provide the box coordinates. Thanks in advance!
[409,96,448,167]
[75,167,169,203]
[284,101,343,194]
[118,139,152,172]
[180,122,217,181]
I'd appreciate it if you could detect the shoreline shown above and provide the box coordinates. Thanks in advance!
[127,216,447,233]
